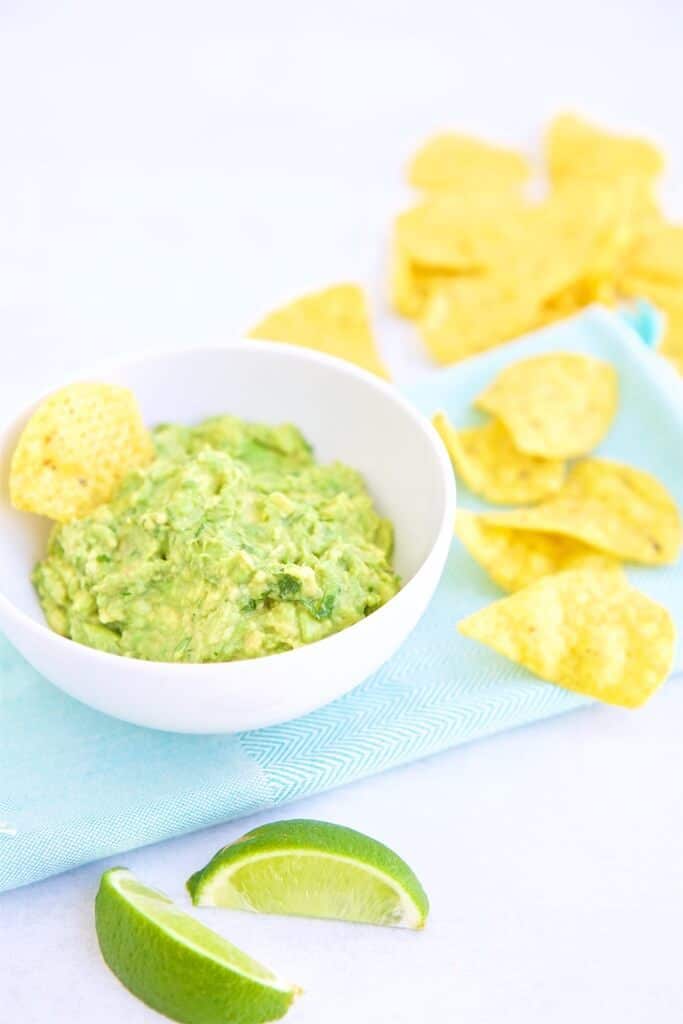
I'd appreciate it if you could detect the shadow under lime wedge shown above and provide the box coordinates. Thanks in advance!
[95,868,300,1024]
[187,819,429,929]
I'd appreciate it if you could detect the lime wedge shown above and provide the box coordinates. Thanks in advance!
[187,819,429,930]
[95,868,299,1024]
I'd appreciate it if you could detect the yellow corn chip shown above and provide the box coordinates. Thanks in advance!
[543,284,592,318]
[485,458,682,566]
[455,509,621,591]
[433,413,565,505]
[420,277,541,365]
[524,180,650,307]
[458,568,674,708]
[474,353,618,458]
[389,243,455,319]
[539,279,616,329]
[627,221,683,286]
[408,133,530,194]
[659,302,683,376]
[10,382,154,523]
[619,273,683,309]
[248,284,389,379]
[389,244,426,318]
[546,113,664,188]
[395,193,529,272]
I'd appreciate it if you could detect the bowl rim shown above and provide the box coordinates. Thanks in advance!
[0,339,456,673]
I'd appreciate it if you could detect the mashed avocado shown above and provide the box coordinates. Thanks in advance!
[33,416,400,662]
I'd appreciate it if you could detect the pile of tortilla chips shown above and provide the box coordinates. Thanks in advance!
[393,113,683,376]
[435,351,680,709]
[242,115,682,379]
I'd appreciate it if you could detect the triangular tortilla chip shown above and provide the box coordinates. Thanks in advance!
[433,414,565,505]
[389,243,453,320]
[455,509,620,591]
[546,113,664,188]
[484,458,682,566]
[395,193,530,272]
[10,382,154,522]
[458,568,674,708]
[408,133,530,194]
[627,221,683,286]
[474,353,619,459]
[248,284,389,379]
[420,277,541,365]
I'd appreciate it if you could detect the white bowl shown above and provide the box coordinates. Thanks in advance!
[0,342,455,733]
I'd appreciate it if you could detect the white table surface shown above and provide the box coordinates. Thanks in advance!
[2,2,683,1021]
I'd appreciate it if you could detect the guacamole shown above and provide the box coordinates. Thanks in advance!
[33,416,400,662]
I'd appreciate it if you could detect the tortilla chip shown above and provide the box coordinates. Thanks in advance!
[389,243,455,319]
[474,353,618,458]
[659,302,683,375]
[420,277,541,365]
[485,458,682,566]
[539,280,616,328]
[433,413,565,505]
[619,274,683,309]
[458,568,675,708]
[525,180,651,308]
[389,245,425,318]
[407,133,530,195]
[395,193,529,272]
[544,283,595,317]
[455,509,621,591]
[248,284,389,379]
[627,221,683,286]
[546,114,664,188]
[10,382,154,522]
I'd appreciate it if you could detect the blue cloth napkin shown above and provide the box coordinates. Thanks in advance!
[1,306,681,894]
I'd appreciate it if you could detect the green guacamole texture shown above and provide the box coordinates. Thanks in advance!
[33,416,400,662]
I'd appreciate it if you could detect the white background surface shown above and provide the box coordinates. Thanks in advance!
[1,1,683,1021]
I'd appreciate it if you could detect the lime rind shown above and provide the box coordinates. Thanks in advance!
[187,819,429,930]
[96,868,298,1024]
[108,868,288,986]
